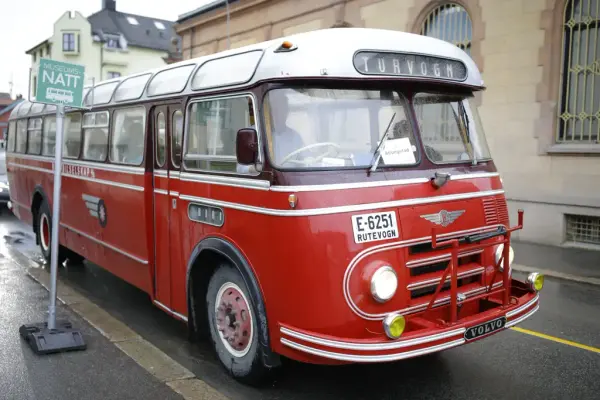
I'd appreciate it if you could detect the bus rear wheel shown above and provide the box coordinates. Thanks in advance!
[36,200,83,266]
[206,263,269,385]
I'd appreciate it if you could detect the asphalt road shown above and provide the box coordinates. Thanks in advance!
[2,211,599,400]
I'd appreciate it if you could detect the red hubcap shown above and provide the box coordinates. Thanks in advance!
[215,284,252,354]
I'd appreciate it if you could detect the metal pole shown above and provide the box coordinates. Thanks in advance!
[47,103,65,330]
[226,0,231,49]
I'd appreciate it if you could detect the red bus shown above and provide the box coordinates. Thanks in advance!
[6,28,543,385]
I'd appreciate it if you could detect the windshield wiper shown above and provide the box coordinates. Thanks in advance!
[369,112,396,173]
[458,100,477,165]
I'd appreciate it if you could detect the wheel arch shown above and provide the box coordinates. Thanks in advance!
[31,185,49,241]
[186,236,281,368]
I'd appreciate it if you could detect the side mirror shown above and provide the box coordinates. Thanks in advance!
[236,128,258,165]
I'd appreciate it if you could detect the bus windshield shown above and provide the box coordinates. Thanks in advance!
[265,88,418,169]
[412,92,491,164]
[264,87,491,169]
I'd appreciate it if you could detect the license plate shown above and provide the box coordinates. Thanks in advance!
[351,211,399,244]
[464,316,507,341]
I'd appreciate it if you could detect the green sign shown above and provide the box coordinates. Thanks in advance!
[36,58,85,107]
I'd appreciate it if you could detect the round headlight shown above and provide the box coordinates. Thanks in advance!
[383,313,406,339]
[370,266,398,303]
[527,272,544,292]
[495,244,514,272]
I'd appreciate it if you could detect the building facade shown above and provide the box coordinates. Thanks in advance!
[173,0,600,250]
[26,0,181,98]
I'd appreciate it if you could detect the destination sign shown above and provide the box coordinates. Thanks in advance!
[353,51,467,81]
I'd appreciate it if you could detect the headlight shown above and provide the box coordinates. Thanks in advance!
[495,244,514,273]
[370,266,398,303]
[527,272,544,292]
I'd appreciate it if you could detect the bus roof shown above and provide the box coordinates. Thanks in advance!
[10,28,483,121]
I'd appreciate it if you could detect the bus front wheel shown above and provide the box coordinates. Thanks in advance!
[206,262,270,385]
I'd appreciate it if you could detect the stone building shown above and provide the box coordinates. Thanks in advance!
[174,0,600,250]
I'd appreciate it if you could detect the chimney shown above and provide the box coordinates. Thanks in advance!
[102,0,116,11]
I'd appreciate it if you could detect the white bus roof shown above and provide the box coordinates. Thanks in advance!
[10,28,483,121]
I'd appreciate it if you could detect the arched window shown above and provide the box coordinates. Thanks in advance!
[557,0,599,144]
[420,3,472,55]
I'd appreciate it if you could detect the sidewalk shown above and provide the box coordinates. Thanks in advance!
[0,249,184,400]
[512,241,600,286]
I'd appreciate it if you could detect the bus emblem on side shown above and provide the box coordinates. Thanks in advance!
[420,210,465,227]
[82,194,108,228]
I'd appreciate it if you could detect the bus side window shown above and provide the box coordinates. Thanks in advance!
[184,96,254,173]
[109,106,146,166]
[64,113,82,159]
[7,121,16,152]
[15,120,27,153]
[82,111,109,162]
[27,118,43,155]
[171,110,183,168]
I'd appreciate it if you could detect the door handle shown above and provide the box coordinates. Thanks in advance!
[172,198,177,209]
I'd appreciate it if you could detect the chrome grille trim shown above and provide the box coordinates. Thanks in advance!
[407,267,485,290]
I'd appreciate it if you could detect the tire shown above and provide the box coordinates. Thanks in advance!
[36,199,69,266]
[206,263,270,385]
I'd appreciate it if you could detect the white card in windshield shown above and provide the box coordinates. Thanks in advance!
[381,137,416,165]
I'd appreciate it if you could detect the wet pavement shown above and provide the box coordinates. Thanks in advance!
[513,241,600,280]
[1,211,599,400]
[0,213,183,400]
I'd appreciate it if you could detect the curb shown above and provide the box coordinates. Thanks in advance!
[5,246,229,400]
[511,264,600,287]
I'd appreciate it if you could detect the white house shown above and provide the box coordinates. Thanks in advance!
[26,0,182,98]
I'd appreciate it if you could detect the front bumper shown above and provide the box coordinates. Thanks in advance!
[279,280,539,363]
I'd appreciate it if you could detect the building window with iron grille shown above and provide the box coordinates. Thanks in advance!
[557,0,599,145]
[420,3,473,55]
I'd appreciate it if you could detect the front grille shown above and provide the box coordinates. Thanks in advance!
[410,274,480,299]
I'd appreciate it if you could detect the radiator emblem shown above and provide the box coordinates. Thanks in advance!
[420,209,465,227]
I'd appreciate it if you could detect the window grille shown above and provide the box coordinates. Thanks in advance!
[557,0,599,144]
[565,214,600,245]
[420,3,473,55]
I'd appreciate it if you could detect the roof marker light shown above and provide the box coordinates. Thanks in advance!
[275,41,298,53]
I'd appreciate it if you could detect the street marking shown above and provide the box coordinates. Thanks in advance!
[510,327,600,354]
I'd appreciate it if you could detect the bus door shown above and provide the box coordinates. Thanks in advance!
[151,104,183,310]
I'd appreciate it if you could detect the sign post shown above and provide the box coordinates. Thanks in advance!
[19,58,87,354]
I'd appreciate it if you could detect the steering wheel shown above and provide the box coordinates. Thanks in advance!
[279,142,341,166]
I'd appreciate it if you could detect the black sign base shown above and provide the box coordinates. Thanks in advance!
[19,320,87,355]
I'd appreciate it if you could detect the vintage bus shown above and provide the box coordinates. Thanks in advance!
[6,28,543,385]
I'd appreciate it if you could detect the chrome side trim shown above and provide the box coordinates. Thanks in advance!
[179,190,505,217]
[66,159,145,175]
[65,174,145,191]
[61,223,148,265]
[9,153,145,175]
[154,170,168,177]
[279,326,465,351]
[8,162,145,192]
[406,249,484,268]
[450,172,500,181]
[506,294,539,318]
[9,198,29,211]
[406,267,485,290]
[8,162,52,174]
[505,304,539,328]
[271,177,429,193]
[180,172,271,190]
[280,337,465,362]
[170,191,180,197]
[270,172,500,192]
[169,171,181,179]
[154,189,169,195]
[153,300,188,322]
